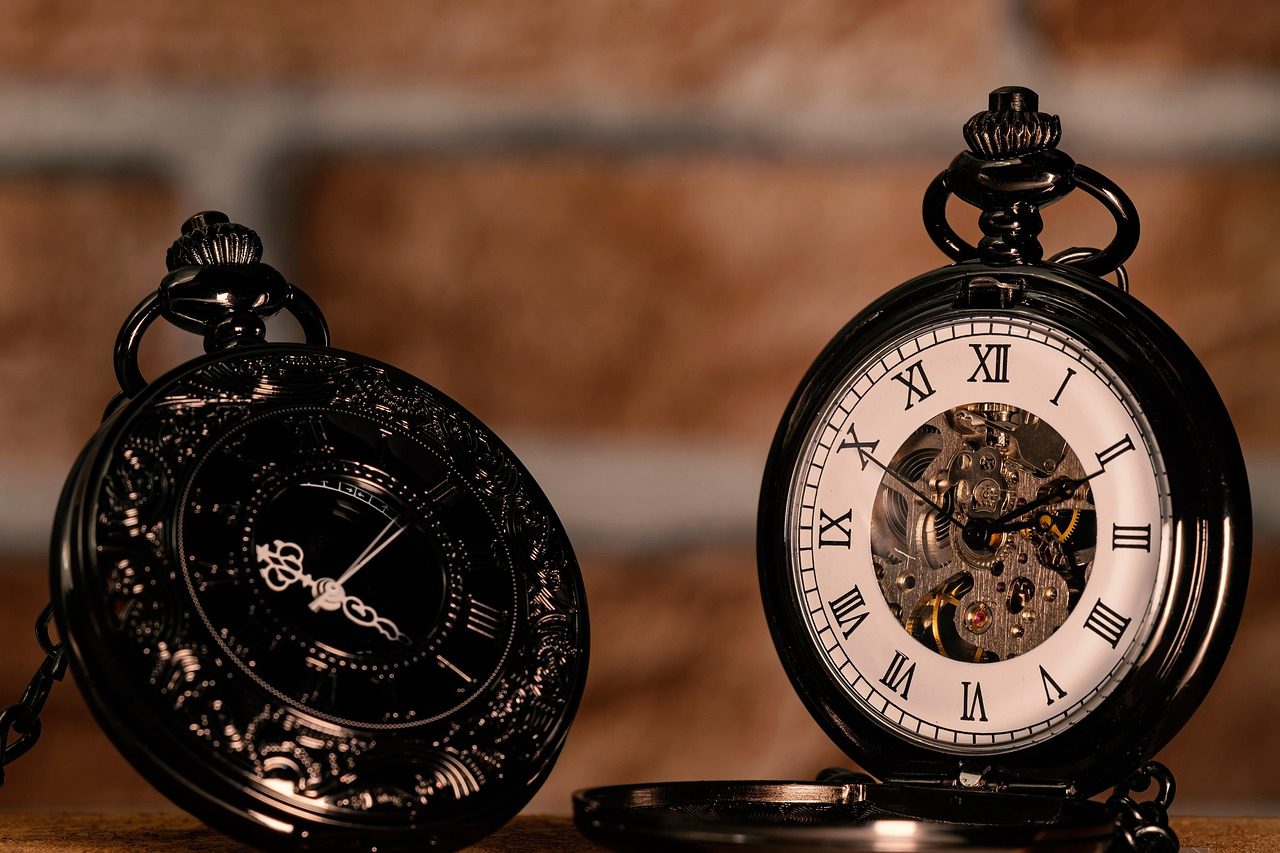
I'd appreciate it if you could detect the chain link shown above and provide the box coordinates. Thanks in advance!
[0,604,67,786]
[1107,761,1179,852]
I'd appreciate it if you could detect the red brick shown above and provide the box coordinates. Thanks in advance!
[1032,0,1280,70]
[294,155,1280,451]
[0,1,1002,100]
[0,177,177,472]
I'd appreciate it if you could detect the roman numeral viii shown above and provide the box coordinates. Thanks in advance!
[892,360,936,411]
[880,650,916,700]
[1112,524,1152,552]
[1083,599,1132,649]
[960,681,988,722]
[967,344,1010,383]
[818,509,853,548]
[828,586,868,638]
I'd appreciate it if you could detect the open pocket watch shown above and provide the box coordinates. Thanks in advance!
[0,213,588,851]
[574,87,1250,851]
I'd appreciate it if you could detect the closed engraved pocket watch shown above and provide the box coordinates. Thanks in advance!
[574,88,1249,851]
[3,213,588,850]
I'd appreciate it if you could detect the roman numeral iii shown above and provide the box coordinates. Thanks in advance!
[966,343,1010,383]
[892,360,936,411]
[1112,523,1152,552]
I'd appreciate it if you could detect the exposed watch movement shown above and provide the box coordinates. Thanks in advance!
[575,87,1250,853]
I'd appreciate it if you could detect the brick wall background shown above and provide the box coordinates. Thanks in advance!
[0,0,1277,821]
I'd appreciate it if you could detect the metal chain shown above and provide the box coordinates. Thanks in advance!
[1107,761,1179,852]
[0,604,67,786]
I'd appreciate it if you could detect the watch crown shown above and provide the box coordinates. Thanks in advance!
[166,210,264,270]
[962,86,1062,160]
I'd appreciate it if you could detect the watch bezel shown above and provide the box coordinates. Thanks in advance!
[758,261,1250,796]
[51,342,590,851]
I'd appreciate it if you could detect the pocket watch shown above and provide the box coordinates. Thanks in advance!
[0,212,588,851]
[575,88,1249,851]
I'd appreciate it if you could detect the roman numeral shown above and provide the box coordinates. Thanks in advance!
[837,424,879,470]
[436,654,473,684]
[880,650,916,700]
[818,509,853,548]
[1040,665,1067,706]
[960,681,988,722]
[966,344,1010,384]
[1095,434,1135,470]
[1111,524,1152,552]
[424,477,460,506]
[892,360,936,411]
[465,597,504,640]
[283,414,333,454]
[1083,599,1131,649]
[828,586,868,638]
[1050,368,1077,406]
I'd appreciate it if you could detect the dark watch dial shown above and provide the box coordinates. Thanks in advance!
[56,347,587,850]
[179,408,518,729]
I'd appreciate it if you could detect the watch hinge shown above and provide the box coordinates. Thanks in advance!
[884,771,1075,798]
[956,275,1026,308]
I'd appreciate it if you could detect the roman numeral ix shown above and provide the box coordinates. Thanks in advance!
[818,509,853,548]
[967,344,1010,384]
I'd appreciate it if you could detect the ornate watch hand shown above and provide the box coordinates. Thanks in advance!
[309,517,406,612]
[857,450,964,527]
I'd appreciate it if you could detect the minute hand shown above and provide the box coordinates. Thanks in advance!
[858,452,965,528]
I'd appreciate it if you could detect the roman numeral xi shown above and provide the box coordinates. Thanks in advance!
[892,360,936,411]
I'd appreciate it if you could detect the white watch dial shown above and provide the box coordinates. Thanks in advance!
[787,315,1171,753]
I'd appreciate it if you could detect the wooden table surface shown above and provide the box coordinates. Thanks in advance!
[0,813,1274,851]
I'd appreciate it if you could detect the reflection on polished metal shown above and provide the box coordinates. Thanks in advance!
[575,780,1116,852]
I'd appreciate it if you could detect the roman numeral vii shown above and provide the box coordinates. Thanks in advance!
[880,650,916,700]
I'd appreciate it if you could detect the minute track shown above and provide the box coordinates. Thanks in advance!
[787,314,1170,754]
